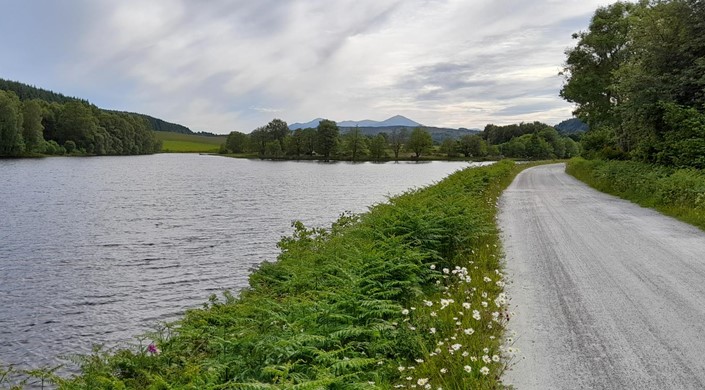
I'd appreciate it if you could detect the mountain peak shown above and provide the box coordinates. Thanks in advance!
[290,115,421,130]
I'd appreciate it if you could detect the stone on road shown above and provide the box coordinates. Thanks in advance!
[500,163,705,389]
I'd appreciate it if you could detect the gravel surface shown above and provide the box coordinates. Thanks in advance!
[499,163,705,389]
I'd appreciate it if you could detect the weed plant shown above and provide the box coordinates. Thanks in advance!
[566,158,705,230]
[21,160,525,389]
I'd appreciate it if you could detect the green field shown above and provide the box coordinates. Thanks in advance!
[154,131,227,153]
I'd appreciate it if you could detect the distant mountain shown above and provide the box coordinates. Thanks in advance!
[290,115,421,130]
[555,118,588,134]
[339,126,480,143]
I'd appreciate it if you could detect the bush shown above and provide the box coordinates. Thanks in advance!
[566,158,705,229]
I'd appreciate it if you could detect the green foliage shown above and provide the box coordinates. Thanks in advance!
[341,127,369,161]
[458,135,487,158]
[316,119,339,160]
[368,134,388,160]
[225,131,249,154]
[407,127,433,158]
[562,0,705,167]
[0,90,25,156]
[21,99,44,153]
[51,161,527,389]
[0,90,160,157]
[567,158,705,230]
[389,128,407,161]
[440,138,459,158]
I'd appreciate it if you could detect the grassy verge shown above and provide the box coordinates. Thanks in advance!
[155,132,227,153]
[13,160,530,389]
[566,157,705,230]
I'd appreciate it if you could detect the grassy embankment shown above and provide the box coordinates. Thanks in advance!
[155,132,227,153]
[566,158,705,230]
[27,160,529,389]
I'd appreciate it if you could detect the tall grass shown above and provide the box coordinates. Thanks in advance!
[566,158,705,230]
[20,160,527,389]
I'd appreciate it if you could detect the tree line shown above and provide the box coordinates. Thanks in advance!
[561,0,705,168]
[0,89,160,157]
[224,118,580,161]
[223,119,440,161]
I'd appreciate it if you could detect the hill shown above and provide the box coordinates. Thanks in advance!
[0,78,194,134]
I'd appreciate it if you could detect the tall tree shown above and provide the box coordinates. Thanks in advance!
[0,90,25,156]
[225,130,248,153]
[407,127,433,158]
[458,135,487,158]
[560,2,634,133]
[265,118,289,149]
[368,133,388,160]
[389,128,407,161]
[21,99,44,153]
[341,127,368,161]
[316,119,339,160]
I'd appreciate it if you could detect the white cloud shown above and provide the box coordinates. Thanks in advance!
[2,0,618,133]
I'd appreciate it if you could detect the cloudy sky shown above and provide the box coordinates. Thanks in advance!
[0,0,614,134]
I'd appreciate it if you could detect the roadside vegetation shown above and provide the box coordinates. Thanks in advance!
[5,160,527,389]
[566,158,705,230]
[560,1,704,224]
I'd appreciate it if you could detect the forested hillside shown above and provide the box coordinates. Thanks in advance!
[0,79,166,156]
[561,0,705,168]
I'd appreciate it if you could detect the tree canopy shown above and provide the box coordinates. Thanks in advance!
[561,0,705,168]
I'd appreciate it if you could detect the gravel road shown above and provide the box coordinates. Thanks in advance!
[499,163,705,389]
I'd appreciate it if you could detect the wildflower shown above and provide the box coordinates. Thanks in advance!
[430,264,436,270]
[471,356,477,362]
[430,311,437,317]
[483,276,492,283]
[464,365,472,373]
[472,310,481,320]
[440,368,447,374]
[402,309,410,315]
[482,355,491,364]
[440,298,454,309]
[481,301,488,308]
[462,302,471,309]
[443,268,450,274]
[483,347,490,353]
[416,359,424,363]
[492,355,500,362]
[430,327,436,334]
[451,343,462,351]
[462,351,469,357]
[147,343,160,355]
[464,328,474,335]
[480,366,490,375]
[417,378,429,386]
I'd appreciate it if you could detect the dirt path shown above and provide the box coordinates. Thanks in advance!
[499,163,705,389]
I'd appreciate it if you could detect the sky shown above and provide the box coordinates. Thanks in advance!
[0,0,616,134]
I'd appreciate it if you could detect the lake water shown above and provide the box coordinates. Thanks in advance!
[0,154,482,372]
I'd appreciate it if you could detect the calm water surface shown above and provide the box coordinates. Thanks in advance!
[0,154,482,371]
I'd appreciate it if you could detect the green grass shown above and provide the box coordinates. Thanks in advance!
[566,157,705,230]
[9,160,535,389]
[155,132,227,153]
